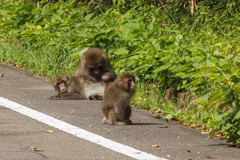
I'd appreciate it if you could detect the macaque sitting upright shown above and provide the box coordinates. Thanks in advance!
[102,72,136,125]
[75,48,117,82]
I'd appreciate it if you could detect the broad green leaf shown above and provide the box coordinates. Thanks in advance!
[85,13,94,21]
[114,48,129,55]
[233,111,240,121]
[172,63,185,72]
[234,23,240,30]
[175,72,185,77]
[62,0,76,10]
[208,91,223,104]
[164,114,173,121]
[237,129,240,136]
[107,30,117,39]
[129,29,143,35]
[125,23,139,28]
[230,68,239,77]
[148,45,155,54]
[206,58,215,66]
[182,80,187,85]
[153,64,171,72]
[159,54,172,61]
[214,113,224,121]
[193,66,217,76]
[194,95,209,104]
[41,0,48,3]
[75,48,89,56]
[13,18,23,27]
[42,4,58,15]
[52,13,63,22]
[122,28,130,39]
[111,24,119,31]
[159,39,165,48]
[129,55,140,59]
[220,64,231,69]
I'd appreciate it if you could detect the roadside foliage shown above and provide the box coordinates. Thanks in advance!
[0,0,240,146]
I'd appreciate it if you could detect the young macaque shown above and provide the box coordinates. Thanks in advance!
[75,48,117,82]
[102,72,136,125]
[49,74,105,100]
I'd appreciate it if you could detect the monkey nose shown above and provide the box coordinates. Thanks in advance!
[94,68,99,74]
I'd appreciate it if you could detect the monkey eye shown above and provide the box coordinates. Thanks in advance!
[89,67,94,72]
[98,65,103,69]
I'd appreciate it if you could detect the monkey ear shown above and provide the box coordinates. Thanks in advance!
[118,78,122,85]
[67,75,71,80]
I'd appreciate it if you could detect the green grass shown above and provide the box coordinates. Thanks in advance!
[1,0,240,146]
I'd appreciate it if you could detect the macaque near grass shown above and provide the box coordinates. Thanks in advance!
[102,72,136,125]
[49,74,105,100]
[75,48,117,82]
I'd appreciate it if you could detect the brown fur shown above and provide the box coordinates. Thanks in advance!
[50,74,105,100]
[75,48,117,82]
[102,72,136,125]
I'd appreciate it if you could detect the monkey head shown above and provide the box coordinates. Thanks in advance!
[84,51,105,75]
[117,72,136,92]
[53,74,71,93]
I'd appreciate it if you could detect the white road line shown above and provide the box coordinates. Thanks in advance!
[0,97,166,160]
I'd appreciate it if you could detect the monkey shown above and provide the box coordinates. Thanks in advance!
[102,72,136,125]
[49,74,105,100]
[74,48,117,82]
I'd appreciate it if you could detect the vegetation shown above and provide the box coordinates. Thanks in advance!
[0,0,240,146]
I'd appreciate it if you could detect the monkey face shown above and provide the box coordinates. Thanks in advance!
[118,72,136,92]
[57,81,67,93]
[128,78,135,89]
[53,74,70,93]
[88,65,103,75]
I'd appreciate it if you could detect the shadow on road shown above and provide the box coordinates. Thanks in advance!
[208,143,237,148]
[132,123,163,125]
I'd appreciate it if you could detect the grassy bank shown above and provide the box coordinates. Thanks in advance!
[1,0,240,146]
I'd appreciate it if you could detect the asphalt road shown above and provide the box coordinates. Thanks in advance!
[0,64,240,160]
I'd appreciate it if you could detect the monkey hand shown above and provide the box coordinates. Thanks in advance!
[49,95,60,100]
[101,73,110,82]
[89,94,103,100]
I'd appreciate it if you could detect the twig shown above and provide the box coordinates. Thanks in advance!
[158,0,175,22]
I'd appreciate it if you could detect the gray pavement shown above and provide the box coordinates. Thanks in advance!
[0,64,239,160]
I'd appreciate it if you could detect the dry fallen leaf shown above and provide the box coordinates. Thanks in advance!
[30,146,37,149]
[45,130,54,133]
[187,150,191,152]
[214,133,226,139]
[131,120,140,122]
[154,114,161,119]
[201,131,210,135]
[159,126,169,128]
[151,145,160,148]
[33,149,44,152]
[171,117,178,121]
[207,155,215,159]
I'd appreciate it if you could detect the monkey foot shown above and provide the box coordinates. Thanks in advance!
[89,94,103,100]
